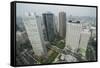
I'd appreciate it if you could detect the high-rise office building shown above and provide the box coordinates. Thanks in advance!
[59,12,66,38]
[22,13,47,56]
[42,13,55,42]
[54,16,59,34]
[79,29,91,56]
[65,21,82,52]
[53,16,58,36]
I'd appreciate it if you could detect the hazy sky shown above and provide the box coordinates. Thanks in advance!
[16,3,96,17]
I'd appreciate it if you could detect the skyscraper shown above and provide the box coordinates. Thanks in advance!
[59,12,66,38]
[53,15,58,36]
[42,13,55,42]
[55,16,59,33]
[22,13,47,56]
[65,21,82,52]
[79,29,91,56]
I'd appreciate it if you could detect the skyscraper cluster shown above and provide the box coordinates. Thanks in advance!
[65,20,91,57]
[22,11,92,58]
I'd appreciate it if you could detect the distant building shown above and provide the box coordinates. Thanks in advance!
[90,27,96,38]
[16,17,25,32]
[22,13,47,57]
[65,21,82,52]
[59,12,66,38]
[42,13,55,42]
[53,16,58,36]
[79,29,91,56]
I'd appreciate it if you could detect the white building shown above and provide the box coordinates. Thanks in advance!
[22,13,47,56]
[90,27,96,38]
[65,22,82,52]
[60,54,77,62]
[79,29,91,56]
[64,55,77,62]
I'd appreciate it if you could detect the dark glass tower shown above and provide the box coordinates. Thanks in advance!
[42,13,55,42]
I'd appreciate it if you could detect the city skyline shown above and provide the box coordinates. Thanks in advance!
[16,3,96,17]
[15,3,97,65]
